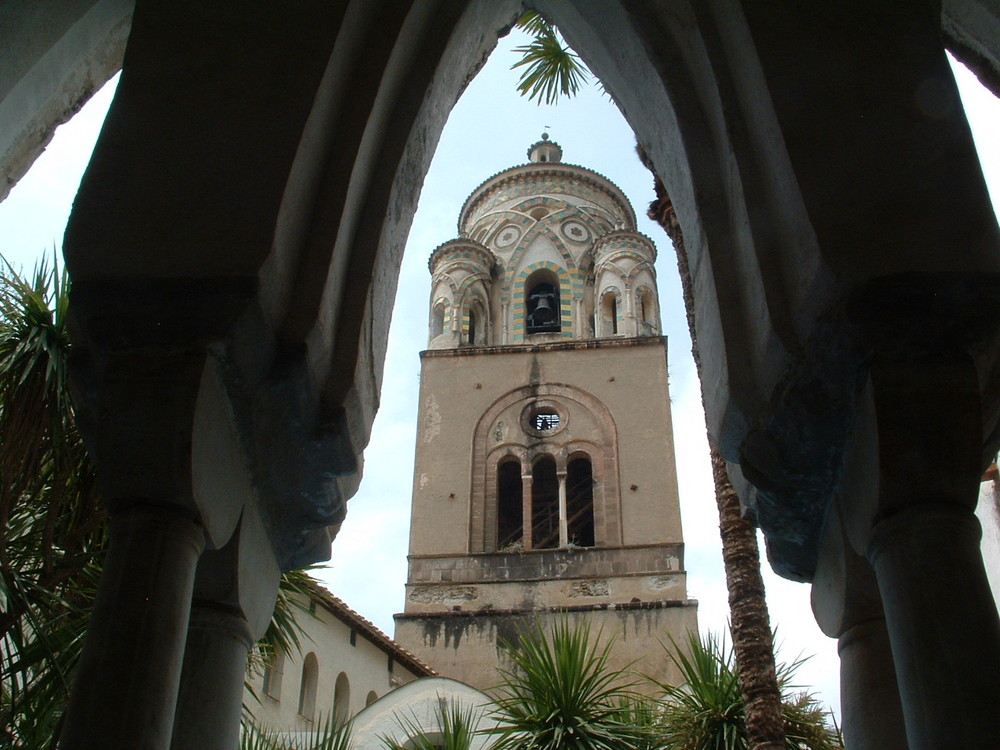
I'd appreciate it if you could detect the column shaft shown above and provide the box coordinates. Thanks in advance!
[557,472,568,548]
[869,504,1000,748]
[61,504,205,750]
[837,618,908,750]
[522,473,533,549]
[171,605,255,750]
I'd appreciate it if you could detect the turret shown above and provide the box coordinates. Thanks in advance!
[426,137,661,347]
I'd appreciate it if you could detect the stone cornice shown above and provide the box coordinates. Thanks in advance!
[420,334,666,359]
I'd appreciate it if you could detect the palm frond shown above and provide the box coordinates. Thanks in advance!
[241,713,292,750]
[302,712,356,750]
[241,711,354,750]
[511,12,591,105]
[256,567,319,662]
[0,253,104,746]
[382,700,482,750]
[0,255,326,747]
[489,619,648,750]
[652,631,842,750]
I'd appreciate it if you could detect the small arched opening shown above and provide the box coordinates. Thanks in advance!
[524,270,561,334]
[298,652,319,721]
[263,648,284,701]
[496,458,523,551]
[567,455,596,547]
[366,690,379,707]
[466,306,477,346]
[637,288,657,335]
[600,290,618,336]
[430,300,447,339]
[334,671,351,723]
[531,455,560,548]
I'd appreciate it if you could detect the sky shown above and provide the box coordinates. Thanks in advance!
[2,28,999,722]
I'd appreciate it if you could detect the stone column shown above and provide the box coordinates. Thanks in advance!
[837,617,908,750]
[557,471,569,547]
[60,504,205,750]
[864,357,1000,748]
[868,504,1000,748]
[170,506,281,750]
[170,604,255,750]
[812,467,909,750]
[522,471,533,549]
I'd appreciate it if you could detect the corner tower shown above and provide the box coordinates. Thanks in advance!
[394,136,698,689]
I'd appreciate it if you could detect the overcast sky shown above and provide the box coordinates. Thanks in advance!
[2,28,998,721]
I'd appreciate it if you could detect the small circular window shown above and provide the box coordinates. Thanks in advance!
[532,411,560,432]
[523,402,566,436]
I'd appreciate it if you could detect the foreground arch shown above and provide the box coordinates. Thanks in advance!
[2,1,1000,748]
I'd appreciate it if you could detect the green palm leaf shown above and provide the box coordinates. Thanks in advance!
[653,631,843,750]
[489,619,652,750]
[382,700,482,750]
[511,12,592,105]
[0,255,324,747]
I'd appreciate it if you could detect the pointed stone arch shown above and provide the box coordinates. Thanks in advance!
[20,3,1000,747]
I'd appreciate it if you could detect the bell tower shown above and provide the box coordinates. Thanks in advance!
[394,136,698,689]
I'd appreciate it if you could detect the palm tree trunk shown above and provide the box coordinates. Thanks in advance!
[640,148,786,750]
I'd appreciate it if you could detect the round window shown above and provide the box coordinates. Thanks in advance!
[523,402,566,436]
[532,411,560,432]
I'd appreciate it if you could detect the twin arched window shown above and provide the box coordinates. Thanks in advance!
[296,656,354,723]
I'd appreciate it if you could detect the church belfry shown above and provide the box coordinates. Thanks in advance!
[394,136,697,688]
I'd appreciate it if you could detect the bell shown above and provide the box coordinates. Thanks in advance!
[530,293,556,323]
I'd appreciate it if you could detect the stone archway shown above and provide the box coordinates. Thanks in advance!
[3,2,1000,748]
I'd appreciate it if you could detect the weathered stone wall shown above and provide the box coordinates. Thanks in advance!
[406,337,683,557]
[394,603,698,694]
[403,543,688,613]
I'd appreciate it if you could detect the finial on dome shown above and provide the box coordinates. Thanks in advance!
[527,133,562,164]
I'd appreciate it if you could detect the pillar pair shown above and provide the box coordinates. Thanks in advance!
[59,503,279,750]
[815,358,1000,749]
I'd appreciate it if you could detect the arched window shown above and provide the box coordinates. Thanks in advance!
[298,652,319,721]
[366,690,379,707]
[430,301,446,339]
[525,270,561,334]
[496,459,523,550]
[467,307,477,346]
[531,456,559,548]
[567,456,596,547]
[637,288,657,334]
[600,291,618,336]
[263,648,284,700]
[333,671,351,723]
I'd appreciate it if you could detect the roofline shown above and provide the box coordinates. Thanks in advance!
[458,161,638,232]
[302,579,436,677]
